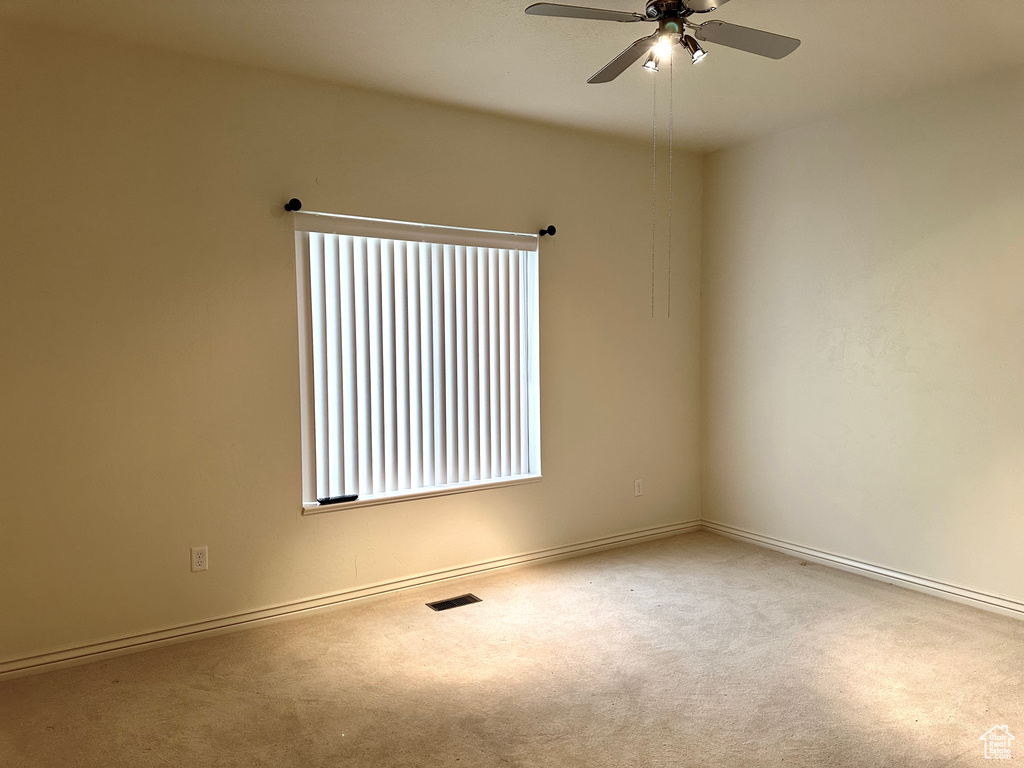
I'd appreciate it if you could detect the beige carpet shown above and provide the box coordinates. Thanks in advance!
[2,531,1022,767]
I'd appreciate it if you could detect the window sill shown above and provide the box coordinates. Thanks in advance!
[301,473,542,515]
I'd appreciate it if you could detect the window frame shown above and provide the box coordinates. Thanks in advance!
[293,211,542,513]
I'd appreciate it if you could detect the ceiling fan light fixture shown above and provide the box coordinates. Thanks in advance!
[682,34,707,64]
[642,51,659,72]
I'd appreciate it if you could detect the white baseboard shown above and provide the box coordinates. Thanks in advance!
[7,517,1019,681]
[701,519,1024,621]
[0,518,702,680]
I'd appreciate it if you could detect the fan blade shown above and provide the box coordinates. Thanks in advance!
[525,3,647,22]
[694,20,800,59]
[587,33,658,83]
[681,0,731,12]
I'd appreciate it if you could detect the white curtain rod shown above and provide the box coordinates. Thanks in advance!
[284,198,555,249]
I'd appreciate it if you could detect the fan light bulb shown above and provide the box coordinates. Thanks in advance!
[642,52,659,72]
[683,34,707,64]
[653,35,674,59]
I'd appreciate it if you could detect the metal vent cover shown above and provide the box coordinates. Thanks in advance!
[426,593,482,612]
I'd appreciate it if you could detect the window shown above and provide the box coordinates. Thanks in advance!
[294,212,541,511]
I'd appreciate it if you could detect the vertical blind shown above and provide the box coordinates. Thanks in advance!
[294,213,541,508]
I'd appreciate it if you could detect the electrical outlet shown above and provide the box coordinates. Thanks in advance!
[191,546,208,572]
[634,479,644,497]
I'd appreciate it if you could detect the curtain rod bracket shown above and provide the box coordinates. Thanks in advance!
[284,198,302,212]
[539,225,556,237]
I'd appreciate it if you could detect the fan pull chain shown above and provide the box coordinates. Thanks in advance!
[650,67,657,319]
[667,56,673,319]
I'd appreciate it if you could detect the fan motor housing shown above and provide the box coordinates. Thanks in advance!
[645,0,688,20]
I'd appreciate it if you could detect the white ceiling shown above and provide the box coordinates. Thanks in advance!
[3,0,1024,151]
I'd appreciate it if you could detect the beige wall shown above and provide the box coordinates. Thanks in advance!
[702,67,1024,602]
[0,21,702,663]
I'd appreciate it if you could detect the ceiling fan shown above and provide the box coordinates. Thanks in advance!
[525,0,800,83]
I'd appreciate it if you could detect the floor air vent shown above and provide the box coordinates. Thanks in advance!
[427,593,482,612]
